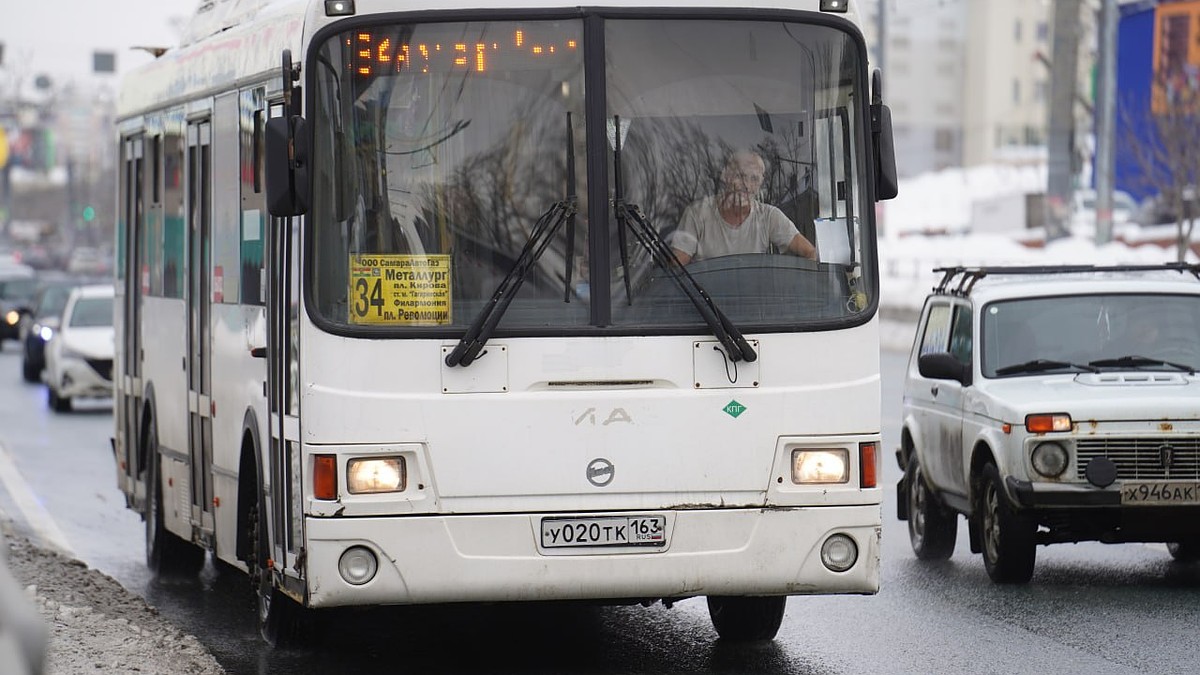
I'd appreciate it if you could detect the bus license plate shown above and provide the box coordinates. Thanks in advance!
[1120,481,1200,505]
[541,515,667,549]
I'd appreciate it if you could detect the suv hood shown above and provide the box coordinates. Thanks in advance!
[979,373,1200,423]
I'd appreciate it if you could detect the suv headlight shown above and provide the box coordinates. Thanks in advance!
[1031,442,1069,478]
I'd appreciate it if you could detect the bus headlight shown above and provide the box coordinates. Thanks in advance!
[347,457,406,494]
[792,449,849,484]
[1031,442,1068,478]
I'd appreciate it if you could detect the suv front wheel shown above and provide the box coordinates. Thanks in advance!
[978,462,1036,583]
[906,456,957,560]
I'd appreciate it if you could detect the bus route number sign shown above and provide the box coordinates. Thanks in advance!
[349,254,452,325]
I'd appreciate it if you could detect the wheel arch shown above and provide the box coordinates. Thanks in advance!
[137,383,158,488]
[236,407,265,565]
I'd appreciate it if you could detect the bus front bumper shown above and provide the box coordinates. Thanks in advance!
[301,505,881,608]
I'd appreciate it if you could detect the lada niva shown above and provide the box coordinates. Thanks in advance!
[898,264,1200,583]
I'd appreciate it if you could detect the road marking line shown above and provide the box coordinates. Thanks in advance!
[0,442,74,557]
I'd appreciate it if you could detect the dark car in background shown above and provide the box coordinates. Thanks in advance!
[19,276,84,382]
[0,265,39,346]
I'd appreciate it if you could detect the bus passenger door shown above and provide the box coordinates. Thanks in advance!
[265,102,303,578]
[117,135,144,501]
[186,120,215,535]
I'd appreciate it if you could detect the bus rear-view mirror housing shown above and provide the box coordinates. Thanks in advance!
[265,115,310,217]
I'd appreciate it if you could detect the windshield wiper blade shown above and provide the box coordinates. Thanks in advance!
[445,199,575,368]
[1088,355,1196,375]
[995,359,1099,376]
[609,117,755,363]
[615,201,757,363]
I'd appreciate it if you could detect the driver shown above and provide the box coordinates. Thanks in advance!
[671,150,816,265]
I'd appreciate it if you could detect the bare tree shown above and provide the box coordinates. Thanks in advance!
[1121,65,1200,261]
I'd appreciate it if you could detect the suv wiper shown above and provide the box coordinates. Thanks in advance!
[1088,355,1196,375]
[994,359,1099,376]
[445,199,575,367]
[610,116,756,363]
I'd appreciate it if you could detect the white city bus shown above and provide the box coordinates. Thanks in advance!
[113,0,897,644]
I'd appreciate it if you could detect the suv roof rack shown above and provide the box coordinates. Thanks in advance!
[932,263,1200,297]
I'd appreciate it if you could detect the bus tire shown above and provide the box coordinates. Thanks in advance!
[145,421,206,576]
[906,457,957,560]
[706,595,786,642]
[249,499,309,646]
[979,463,1035,584]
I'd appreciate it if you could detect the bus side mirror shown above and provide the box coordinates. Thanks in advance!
[872,103,898,201]
[870,69,898,201]
[265,116,310,217]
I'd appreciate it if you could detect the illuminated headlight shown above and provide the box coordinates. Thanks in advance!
[1031,442,1069,478]
[347,457,405,494]
[337,546,378,585]
[792,449,849,484]
[820,534,858,572]
[4,310,18,326]
[38,325,54,341]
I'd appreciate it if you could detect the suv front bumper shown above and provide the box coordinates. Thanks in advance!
[1005,476,1200,544]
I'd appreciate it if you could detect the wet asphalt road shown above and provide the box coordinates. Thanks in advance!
[0,345,1197,675]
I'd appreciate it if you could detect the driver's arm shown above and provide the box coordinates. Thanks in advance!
[786,233,817,260]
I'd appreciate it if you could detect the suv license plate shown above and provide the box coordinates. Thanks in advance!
[541,515,667,549]
[1120,481,1200,505]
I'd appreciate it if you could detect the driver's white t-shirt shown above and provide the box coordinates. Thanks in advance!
[671,196,799,262]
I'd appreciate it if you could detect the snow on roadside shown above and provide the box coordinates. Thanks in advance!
[2,525,224,675]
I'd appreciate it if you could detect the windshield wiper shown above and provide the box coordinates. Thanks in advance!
[610,116,756,363]
[1088,355,1196,375]
[994,359,1099,376]
[445,115,578,368]
[444,200,575,367]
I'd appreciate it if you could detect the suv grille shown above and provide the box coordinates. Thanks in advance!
[1075,437,1200,480]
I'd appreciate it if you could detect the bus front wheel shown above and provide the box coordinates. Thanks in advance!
[706,595,786,641]
[249,499,308,646]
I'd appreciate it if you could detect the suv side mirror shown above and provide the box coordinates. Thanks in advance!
[918,352,970,385]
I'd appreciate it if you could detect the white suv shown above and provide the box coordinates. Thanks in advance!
[898,264,1200,583]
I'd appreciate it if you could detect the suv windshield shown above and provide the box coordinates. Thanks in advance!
[308,15,874,334]
[982,293,1200,377]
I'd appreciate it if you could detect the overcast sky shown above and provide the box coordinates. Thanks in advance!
[2,0,197,84]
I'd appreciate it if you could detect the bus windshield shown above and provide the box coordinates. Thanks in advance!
[309,16,874,333]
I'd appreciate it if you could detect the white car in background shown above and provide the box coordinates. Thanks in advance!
[45,284,115,412]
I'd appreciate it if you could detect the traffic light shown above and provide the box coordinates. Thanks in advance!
[82,206,95,222]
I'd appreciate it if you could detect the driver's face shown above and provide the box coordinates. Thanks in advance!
[719,155,765,210]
